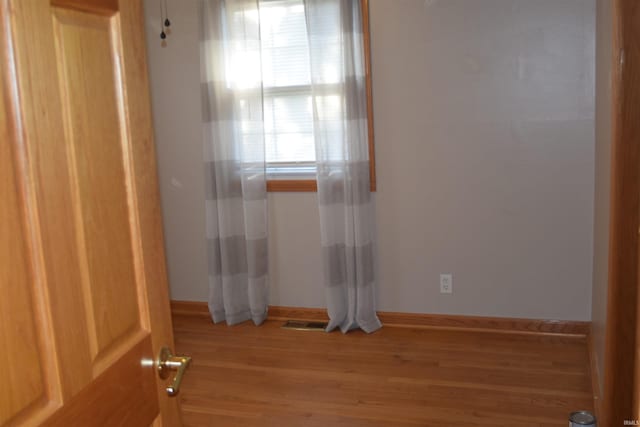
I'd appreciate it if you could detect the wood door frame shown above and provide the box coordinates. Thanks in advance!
[601,0,640,424]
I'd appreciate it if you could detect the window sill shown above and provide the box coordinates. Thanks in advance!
[267,180,317,192]
[266,179,377,192]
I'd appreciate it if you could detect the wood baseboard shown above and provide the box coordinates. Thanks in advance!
[587,329,603,420]
[171,300,211,317]
[170,300,590,337]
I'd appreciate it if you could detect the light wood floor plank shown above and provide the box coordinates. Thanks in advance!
[173,315,593,426]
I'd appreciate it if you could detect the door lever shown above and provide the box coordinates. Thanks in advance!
[157,346,191,396]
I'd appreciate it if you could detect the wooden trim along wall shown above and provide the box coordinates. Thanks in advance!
[601,0,640,424]
[170,301,590,337]
[361,0,376,192]
[170,301,211,317]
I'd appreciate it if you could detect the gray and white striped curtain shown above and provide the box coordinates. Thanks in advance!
[200,0,269,326]
[305,0,382,333]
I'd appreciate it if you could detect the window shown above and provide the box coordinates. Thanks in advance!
[258,0,376,192]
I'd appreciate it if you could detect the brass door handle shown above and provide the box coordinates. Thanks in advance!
[157,346,192,397]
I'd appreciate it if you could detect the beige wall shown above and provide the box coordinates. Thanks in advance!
[145,0,207,302]
[144,0,596,320]
[592,0,612,394]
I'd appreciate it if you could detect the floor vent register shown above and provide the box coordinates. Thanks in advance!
[281,320,328,331]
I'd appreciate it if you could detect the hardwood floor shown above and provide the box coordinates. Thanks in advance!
[173,314,594,427]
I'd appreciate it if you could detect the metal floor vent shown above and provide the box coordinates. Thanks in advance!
[281,320,328,331]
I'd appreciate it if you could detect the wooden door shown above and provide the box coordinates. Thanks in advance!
[0,0,182,425]
[601,0,640,424]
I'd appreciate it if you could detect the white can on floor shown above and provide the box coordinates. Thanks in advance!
[569,411,596,427]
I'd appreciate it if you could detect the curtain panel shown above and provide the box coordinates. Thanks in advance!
[200,0,269,326]
[305,0,382,333]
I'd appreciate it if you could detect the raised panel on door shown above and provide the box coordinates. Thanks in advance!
[0,70,60,426]
[52,5,149,376]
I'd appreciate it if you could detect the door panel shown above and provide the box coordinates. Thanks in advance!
[0,87,54,426]
[41,338,158,427]
[53,6,146,372]
[1,0,181,425]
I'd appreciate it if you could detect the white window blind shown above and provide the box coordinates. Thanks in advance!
[259,0,316,177]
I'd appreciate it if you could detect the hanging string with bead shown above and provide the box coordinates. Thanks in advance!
[160,0,171,43]
[164,0,171,29]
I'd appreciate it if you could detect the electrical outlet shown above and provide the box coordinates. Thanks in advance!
[440,274,453,294]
